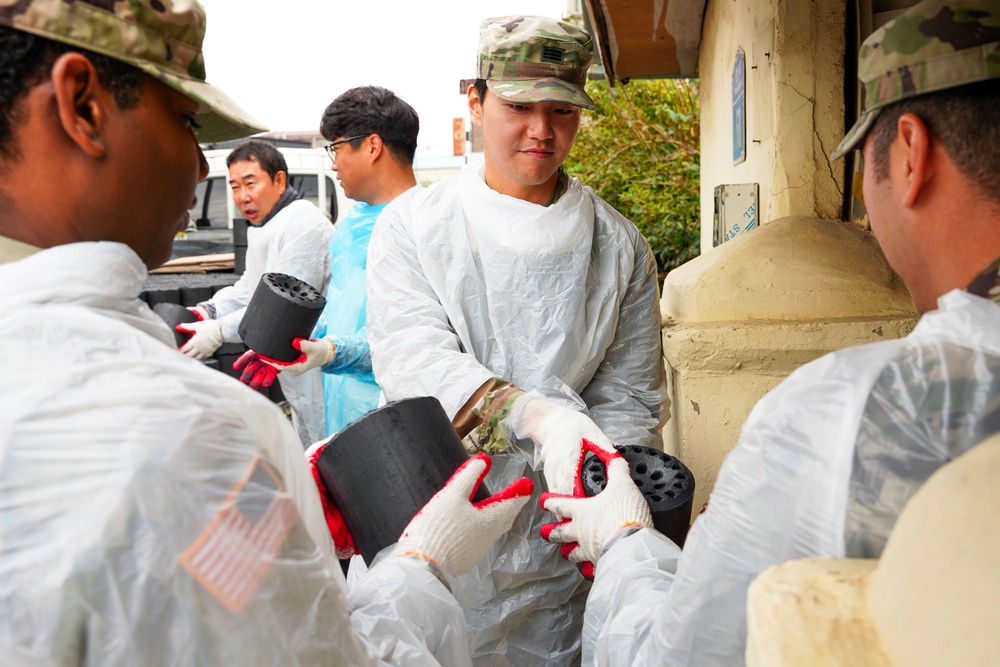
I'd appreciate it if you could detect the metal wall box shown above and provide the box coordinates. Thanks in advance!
[713,183,759,247]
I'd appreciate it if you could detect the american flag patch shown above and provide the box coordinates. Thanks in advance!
[180,455,297,613]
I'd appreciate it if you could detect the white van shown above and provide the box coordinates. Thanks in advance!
[175,145,353,260]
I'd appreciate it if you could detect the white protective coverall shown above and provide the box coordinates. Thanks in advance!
[582,287,1000,666]
[207,198,333,446]
[366,163,668,665]
[0,242,474,666]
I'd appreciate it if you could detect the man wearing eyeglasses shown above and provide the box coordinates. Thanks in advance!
[364,16,667,666]
[234,86,419,441]
[179,138,333,446]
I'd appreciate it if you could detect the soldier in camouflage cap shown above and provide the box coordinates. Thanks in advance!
[364,12,667,667]
[0,2,532,664]
[477,15,596,110]
[0,0,264,143]
[533,3,1000,665]
[832,0,1000,159]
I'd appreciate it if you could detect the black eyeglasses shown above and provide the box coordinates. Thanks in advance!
[323,134,370,159]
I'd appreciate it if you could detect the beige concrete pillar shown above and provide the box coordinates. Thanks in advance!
[661,216,917,517]
[698,0,847,250]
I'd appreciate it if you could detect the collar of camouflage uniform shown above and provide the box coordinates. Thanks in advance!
[965,256,1000,302]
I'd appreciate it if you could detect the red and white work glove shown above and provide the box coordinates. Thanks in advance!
[187,305,211,321]
[305,439,358,559]
[176,307,224,360]
[539,442,652,578]
[397,453,534,575]
[510,395,618,495]
[232,338,334,388]
[232,350,280,389]
[260,338,334,375]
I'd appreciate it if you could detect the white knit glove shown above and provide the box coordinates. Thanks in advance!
[177,317,224,359]
[396,453,534,575]
[540,442,652,568]
[260,337,335,376]
[511,394,617,495]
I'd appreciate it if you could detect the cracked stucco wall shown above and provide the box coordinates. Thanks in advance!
[698,0,846,250]
[661,216,918,516]
[661,0,922,519]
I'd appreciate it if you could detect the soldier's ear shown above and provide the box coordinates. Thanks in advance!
[50,52,110,158]
[468,87,485,128]
[895,112,931,210]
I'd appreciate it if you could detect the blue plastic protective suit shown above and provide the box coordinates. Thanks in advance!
[366,164,668,666]
[0,240,476,666]
[581,288,1000,666]
[312,201,387,435]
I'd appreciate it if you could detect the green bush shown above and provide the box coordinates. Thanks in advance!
[565,78,701,277]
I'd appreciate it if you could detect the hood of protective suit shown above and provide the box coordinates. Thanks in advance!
[0,241,174,346]
[582,289,1000,667]
[0,240,474,666]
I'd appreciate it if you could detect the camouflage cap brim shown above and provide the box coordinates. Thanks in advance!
[477,16,595,110]
[1,0,266,144]
[830,107,880,160]
[833,0,1000,161]
[132,62,267,143]
[487,78,596,110]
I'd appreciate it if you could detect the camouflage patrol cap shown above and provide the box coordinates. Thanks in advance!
[477,15,596,110]
[831,0,1000,160]
[0,0,266,143]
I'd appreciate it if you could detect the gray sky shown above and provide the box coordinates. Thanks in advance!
[199,0,568,157]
